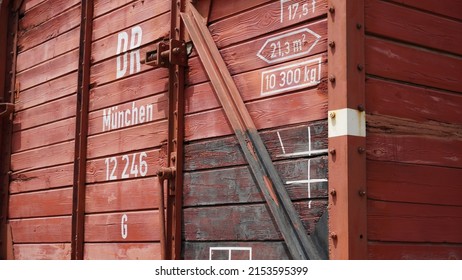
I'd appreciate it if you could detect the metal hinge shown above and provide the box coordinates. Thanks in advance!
[145,39,190,68]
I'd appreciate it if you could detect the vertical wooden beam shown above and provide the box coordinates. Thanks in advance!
[165,0,186,260]
[327,0,367,259]
[71,0,93,260]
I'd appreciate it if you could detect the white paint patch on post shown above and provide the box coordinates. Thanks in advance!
[328,108,366,138]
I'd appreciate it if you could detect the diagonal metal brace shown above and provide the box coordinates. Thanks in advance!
[181,7,323,260]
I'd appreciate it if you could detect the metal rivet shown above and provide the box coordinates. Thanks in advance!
[357,104,365,112]
[329,75,336,83]
[358,190,366,197]
[329,112,336,119]
[358,147,366,154]
[328,41,335,48]
[328,6,335,13]
[331,233,338,240]
[357,64,363,71]
[329,149,336,155]
[356,23,362,29]
[330,189,337,196]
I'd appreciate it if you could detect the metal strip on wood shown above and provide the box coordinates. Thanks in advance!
[71,0,93,260]
[181,6,322,260]
[327,0,367,259]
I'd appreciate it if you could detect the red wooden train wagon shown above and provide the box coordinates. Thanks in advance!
[0,0,461,260]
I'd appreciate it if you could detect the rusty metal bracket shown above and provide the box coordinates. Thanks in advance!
[0,103,14,118]
[181,6,323,260]
[145,39,187,68]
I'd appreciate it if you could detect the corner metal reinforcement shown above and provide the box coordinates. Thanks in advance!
[181,6,323,260]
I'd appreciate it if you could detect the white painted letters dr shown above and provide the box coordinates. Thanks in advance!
[116,26,143,79]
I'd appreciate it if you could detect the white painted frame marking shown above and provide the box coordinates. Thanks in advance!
[209,247,253,260]
[276,126,328,158]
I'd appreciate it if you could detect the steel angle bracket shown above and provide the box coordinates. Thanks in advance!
[181,6,323,260]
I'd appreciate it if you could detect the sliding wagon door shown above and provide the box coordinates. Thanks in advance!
[8,0,81,259]
[83,0,170,259]
[182,0,329,259]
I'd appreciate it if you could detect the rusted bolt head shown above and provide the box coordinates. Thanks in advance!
[328,41,335,48]
[329,112,336,119]
[357,64,364,71]
[329,149,336,155]
[330,233,338,240]
[329,75,336,83]
[358,147,366,154]
[357,104,365,112]
[358,190,366,197]
[356,23,362,29]
[328,6,335,13]
[330,189,337,196]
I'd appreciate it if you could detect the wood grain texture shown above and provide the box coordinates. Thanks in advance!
[184,200,327,241]
[86,149,166,183]
[13,243,71,260]
[10,216,71,243]
[17,27,79,72]
[22,0,48,12]
[10,164,74,194]
[184,157,328,207]
[18,5,81,52]
[19,0,80,33]
[367,133,462,169]
[208,0,272,22]
[185,89,327,141]
[366,78,462,125]
[12,117,75,152]
[89,68,168,112]
[93,0,137,18]
[368,242,462,260]
[10,141,75,172]
[84,243,161,260]
[16,49,79,91]
[13,94,76,131]
[185,121,328,170]
[367,161,462,207]
[9,188,73,219]
[88,94,167,136]
[92,0,170,41]
[368,200,462,243]
[365,0,462,55]
[84,210,160,242]
[209,0,327,49]
[184,241,290,260]
[85,177,161,213]
[387,0,462,20]
[86,120,167,159]
[15,72,77,111]
[91,13,170,63]
[365,36,462,93]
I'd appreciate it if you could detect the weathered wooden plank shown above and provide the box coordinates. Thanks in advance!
[185,121,328,170]
[86,149,166,183]
[88,94,167,136]
[84,243,161,260]
[367,133,462,169]
[184,241,289,260]
[9,188,73,219]
[19,0,80,33]
[209,0,327,49]
[85,211,160,242]
[208,0,272,22]
[16,49,79,91]
[10,141,74,172]
[18,5,81,52]
[22,0,48,12]
[368,200,462,243]
[366,0,462,55]
[86,121,167,159]
[15,72,77,111]
[93,0,135,18]
[184,157,328,207]
[10,164,73,194]
[17,27,79,72]
[13,243,71,260]
[92,0,170,41]
[368,242,462,260]
[86,177,161,213]
[12,117,75,152]
[183,201,327,241]
[368,161,462,207]
[13,94,76,131]
[366,78,462,125]
[89,68,168,112]
[10,216,71,243]
[91,13,170,64]
[185,89,327,141]
[365,36,462,93]
[387,0,462,20]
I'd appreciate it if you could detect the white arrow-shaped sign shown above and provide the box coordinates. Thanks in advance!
[257,27,321,64]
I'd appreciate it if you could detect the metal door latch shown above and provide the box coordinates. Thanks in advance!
[145,39,190,68]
